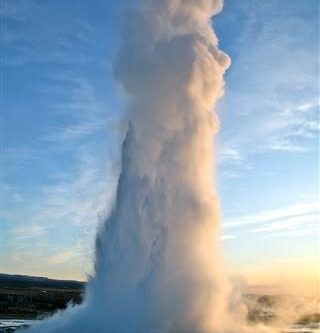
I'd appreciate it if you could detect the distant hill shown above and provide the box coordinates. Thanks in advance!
[0,274,85,319]
[0,274,85,290]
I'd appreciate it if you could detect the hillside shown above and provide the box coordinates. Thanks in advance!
[0,274,85,319]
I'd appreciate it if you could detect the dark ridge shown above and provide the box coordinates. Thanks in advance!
[0,274,85,320]
[0,274,85,290]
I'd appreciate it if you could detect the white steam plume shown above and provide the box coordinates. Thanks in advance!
[90,0,231,330]
[22,1,281,332]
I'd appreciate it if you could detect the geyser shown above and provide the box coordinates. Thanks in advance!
[23,0,260,332]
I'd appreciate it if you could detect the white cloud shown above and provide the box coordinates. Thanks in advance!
[2,147,41,161]
[48,249,78,265]
[5,127,115,278]
[10,224,46,240]
[3,148,117,277]
[28,152,113,228]
[218,0,319,160]
[2,0,41,23]
[268,140,308,152]
[262,227,319,239]
[46,120,105,142]
[250,213,319,233]
[224,202,319,230]
[220,234,236,241]
[296,101,320,112]
[263,101,319,151]
[2,0,101,66]
[217,147,243,164]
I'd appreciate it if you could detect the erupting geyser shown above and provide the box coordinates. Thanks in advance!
[23,0,258,332]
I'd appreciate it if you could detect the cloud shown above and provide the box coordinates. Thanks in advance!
[2,55,116,279]
[268,141,308,152]
[48,249,79,265]
[221,97,319,158]
[250,213,319,233]
[1,0,42,23]
[296,101,320,112]
[217,145,254,181]
[217,147,243,164]
[224,202,319,230]
[262,227,319,239]
[262,101,319,152]
[10,224,46,240]
[3,149,116,279]
[217,0,319,162]
[2,0,103,67]
[28,152,112,228]
[46,120,105,142]
[40,77,113,146]
[262,256,316,265]
[220,234,236,241]
[1,147,41,161]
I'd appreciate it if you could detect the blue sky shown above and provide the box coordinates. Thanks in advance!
[1,0,319,291]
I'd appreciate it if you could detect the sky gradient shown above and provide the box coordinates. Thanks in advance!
[1,0,319,295]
